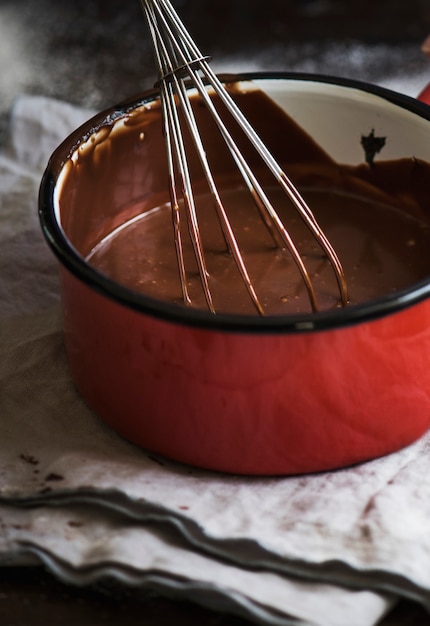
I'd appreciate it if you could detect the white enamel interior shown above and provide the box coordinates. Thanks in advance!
[250,78,430,165]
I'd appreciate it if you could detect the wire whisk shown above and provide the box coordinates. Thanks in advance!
[140,0,348,315]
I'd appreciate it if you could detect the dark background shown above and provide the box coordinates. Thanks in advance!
[0,0,429,144]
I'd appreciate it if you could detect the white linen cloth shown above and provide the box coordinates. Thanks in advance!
[1,89,429,626]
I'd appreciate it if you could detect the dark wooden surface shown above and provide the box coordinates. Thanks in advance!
[0,567,428,626]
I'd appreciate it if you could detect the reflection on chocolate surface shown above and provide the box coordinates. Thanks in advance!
[56,83,430,315]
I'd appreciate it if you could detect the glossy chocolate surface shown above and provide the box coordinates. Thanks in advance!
[56,84,430,315]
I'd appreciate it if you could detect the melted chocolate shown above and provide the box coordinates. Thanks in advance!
[56,84,430,315]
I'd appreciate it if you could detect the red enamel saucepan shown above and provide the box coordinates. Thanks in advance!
[39,73,430,475]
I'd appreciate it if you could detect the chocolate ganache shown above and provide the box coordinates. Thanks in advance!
[56,83,430,316]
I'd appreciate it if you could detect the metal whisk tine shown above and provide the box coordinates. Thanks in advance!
[141,0,349,315]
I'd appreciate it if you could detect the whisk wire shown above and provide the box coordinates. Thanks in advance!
[141,0,348,314]
[145,0,216,311]
[144,0,266,314]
